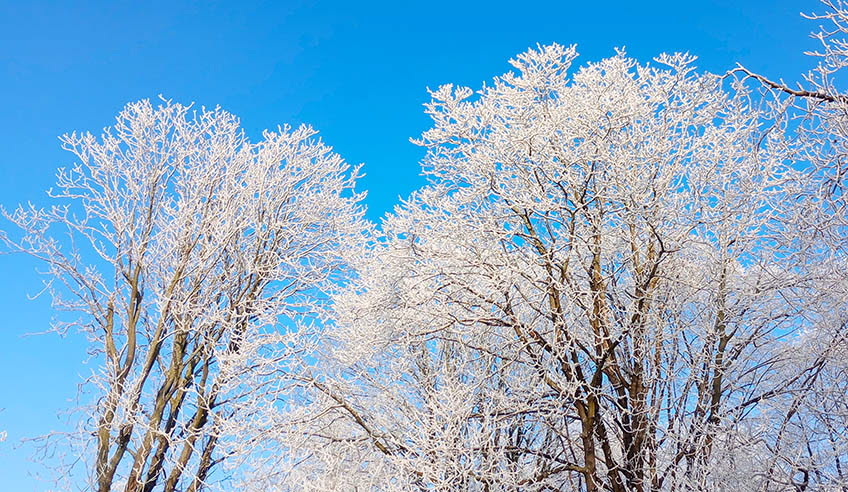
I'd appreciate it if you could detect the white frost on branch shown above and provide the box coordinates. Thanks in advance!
[1,99,369,492]
[253,43,847,491]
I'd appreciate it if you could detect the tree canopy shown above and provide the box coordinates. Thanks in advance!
[3,3,848,491]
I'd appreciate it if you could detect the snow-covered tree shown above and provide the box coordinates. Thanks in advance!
[263,45,847,491]
[7,4,848,489]
[728,2,848,488]
[1,99,367,492]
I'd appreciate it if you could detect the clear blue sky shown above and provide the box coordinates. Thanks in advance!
[0,0,821,489]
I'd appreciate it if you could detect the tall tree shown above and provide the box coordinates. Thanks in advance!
[729,2,848,488]
[265,45,846,491]
[1,100,367,491]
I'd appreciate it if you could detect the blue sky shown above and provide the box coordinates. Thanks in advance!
[0,0,823,489]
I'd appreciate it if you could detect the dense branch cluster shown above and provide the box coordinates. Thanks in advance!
[2,101,367,491]
[269,46,847,491]
[3,3,848,491]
